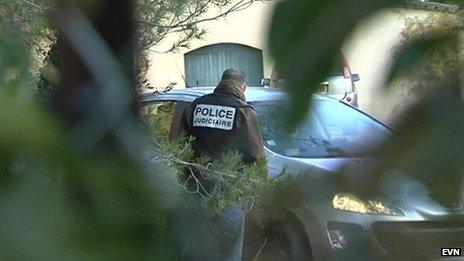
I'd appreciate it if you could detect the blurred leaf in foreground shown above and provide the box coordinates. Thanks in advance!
[269,0,401,128]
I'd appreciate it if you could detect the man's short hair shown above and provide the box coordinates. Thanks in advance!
[221,69,246,86]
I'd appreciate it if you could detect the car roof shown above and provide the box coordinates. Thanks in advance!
[140,86,392,130]
[140,86,331,103]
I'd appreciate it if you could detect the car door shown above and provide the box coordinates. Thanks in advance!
[140,99,191,139]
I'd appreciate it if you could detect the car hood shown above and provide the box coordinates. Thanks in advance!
[380,174,464,219]
[271,154,464,218]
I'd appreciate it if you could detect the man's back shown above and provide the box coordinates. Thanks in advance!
[180,68,266,261]
[183,79,265,165]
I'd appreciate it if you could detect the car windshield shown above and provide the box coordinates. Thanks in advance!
[253,99,390,158]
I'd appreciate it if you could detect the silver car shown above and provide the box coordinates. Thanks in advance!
[141,87,464,260]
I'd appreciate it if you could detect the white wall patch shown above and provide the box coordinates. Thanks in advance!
[193,104,236,130]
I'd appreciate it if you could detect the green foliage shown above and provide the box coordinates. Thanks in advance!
[0,16,184,259]
[1,0,464,258]
[203,151,270,214]
[384,11,462,120]
[0,0,55,64]
[137,0,264,52]
[268,0,464,218]
[0,26,35,97]
[147,133,273,215]
[1,0,265,92]
[392,13,462,81]
[135,0,267,87]
[0,88,183,259]
[37,40,60,97]
[268,2,464,257]
[139,102,274,215]
[269,0,402,128]
[1,0,264,55]
[140,101,178,138]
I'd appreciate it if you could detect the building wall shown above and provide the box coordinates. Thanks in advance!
[343,9,451,122]
[147,2,444,123]
[146,1,276,90]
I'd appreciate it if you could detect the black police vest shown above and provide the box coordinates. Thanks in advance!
[189,93,251,158]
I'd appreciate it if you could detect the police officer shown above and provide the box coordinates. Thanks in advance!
[181,68,266,261]
[183,68,265,165]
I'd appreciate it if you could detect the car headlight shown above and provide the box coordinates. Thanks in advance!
[332,193,404,216]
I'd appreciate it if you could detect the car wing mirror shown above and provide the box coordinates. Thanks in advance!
[352,73,360,82]
[261,78,271,87]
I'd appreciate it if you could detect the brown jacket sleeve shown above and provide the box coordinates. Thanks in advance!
[236,106,266,165]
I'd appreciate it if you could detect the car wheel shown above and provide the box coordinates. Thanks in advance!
[255,216,312,261]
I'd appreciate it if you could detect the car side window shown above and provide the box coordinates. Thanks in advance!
[253,100,390,158]
[141,101,190,139]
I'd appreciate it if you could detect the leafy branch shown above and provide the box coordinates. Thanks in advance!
[146,134,270,214]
